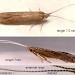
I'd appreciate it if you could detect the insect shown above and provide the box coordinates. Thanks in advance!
[0,40,75,63]
[0,4,75,30]
[0,40,75,74]
[27,46,75,63]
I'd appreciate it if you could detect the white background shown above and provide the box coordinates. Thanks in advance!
[0,0,75,36]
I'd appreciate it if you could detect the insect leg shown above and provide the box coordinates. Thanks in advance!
[39,8,41,12]
[32,52,44,63]
[29,25,35,31]
[29,22,37,31]
[29,8,32,12]
[40,21,44,31]
[38,54,51,63]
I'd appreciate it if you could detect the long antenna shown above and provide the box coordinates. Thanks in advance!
[50,15,75,22]
[53,65,75,70]
[0,40,27,48]
[0,67,74,73]
[47,4,75,22]
[49,3,75,14]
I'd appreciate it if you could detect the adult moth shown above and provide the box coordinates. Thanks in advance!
[0,4,75,30]
[0,40,75,63]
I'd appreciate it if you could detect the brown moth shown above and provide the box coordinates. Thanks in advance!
[0,4,75,30]
[0,40,75,63]
[0,12,49,25]
[28,46,75,63]
[0,40,75,73]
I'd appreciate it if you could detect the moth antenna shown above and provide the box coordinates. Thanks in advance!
[49,3,75,14]
[0,40,27,48]
[0,67,74,73]
[53,65,75,70]
[46,4,75,22]
[50,15,75,22]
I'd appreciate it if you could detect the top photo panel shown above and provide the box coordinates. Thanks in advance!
[0,0,75,36]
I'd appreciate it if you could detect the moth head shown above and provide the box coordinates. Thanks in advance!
[27,46,36,52]
[44,13,50,19]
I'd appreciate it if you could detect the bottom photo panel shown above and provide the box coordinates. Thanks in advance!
[0,37,75,75]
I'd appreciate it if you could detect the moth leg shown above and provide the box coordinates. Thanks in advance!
[40,21,44,31]
[37,54,44,63]
[29,22,37,31]
[29,25,35,31]
[29,8,32,12]
[39,54,51,63]
[39,8,41,12]
[33,52,51,63]
[32,52,44,63]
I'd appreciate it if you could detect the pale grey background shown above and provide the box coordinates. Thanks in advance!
[0,65,75,75]
[0,37,75,65]
[0,37,75,75]
[0,37,75,53]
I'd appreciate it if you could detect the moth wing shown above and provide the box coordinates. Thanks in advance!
[0,12,20,19]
